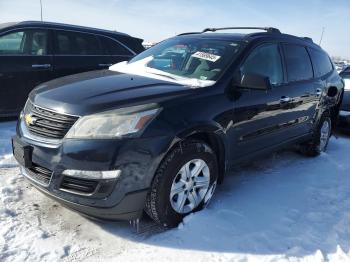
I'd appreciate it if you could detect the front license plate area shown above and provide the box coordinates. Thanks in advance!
[12,137,33,168]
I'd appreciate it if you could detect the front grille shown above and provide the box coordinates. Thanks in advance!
[26,164,53,186]
[25,103,79,139]
[60,176,98,195]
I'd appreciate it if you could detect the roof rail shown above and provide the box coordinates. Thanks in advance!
[202,27,281,34]
[302,37,314,43]
[177,31,202,36]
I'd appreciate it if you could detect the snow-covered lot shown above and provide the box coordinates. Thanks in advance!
[1,120,350,262]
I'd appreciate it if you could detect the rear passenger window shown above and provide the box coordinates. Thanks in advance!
[283,44,313,82]
[55,31,101,55]
[308,48,333,77]
[241,43,283,85]
[30,31,48,55]
[100,36,132,56]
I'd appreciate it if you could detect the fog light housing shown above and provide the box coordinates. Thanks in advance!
[62,169,121,180]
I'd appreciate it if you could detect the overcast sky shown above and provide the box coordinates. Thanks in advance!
[0,0,349,58]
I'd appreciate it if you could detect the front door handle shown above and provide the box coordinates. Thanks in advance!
[32,64,51,69]
[280,96,291,103]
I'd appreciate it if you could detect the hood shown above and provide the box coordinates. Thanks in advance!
[30,70,193,116]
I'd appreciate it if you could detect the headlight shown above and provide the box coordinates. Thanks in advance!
[66,104,160,139]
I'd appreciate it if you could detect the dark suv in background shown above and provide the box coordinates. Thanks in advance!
[0,21,144,117]
[12,27,343,228]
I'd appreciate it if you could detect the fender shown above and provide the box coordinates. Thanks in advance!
[167,121,229,183]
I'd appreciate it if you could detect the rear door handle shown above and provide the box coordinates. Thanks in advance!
[32,64,51,69]
[316,88,322,96]
[98,63,112,67]
[280,96,291,103]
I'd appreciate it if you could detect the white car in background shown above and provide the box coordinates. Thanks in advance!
[338,70,350,131]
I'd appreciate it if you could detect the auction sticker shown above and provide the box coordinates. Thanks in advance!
[191,51,221,62]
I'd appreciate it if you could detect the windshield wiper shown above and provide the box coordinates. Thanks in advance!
[147,72,178,80]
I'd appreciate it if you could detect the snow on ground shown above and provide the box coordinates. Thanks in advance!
[0,121,17,168]
[1,120,350,261]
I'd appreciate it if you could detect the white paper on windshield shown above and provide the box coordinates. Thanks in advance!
[191,52,221,62]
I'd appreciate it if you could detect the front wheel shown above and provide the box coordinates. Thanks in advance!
[299,113,332,157]
[145,141,218,228]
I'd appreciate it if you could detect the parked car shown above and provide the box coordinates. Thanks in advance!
[338,70,350,130]
[12,27,344,228]
[0,21,144,117]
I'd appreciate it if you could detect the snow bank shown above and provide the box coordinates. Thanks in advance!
[0,121,17,168]
[1,121,350,261]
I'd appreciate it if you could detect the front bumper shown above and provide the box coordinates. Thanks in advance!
[13,123,172,220]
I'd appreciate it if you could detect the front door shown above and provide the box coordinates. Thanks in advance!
[228,43,298,160]
[0,29,52,116]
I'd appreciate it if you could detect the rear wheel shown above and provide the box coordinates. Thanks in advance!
[299,113,332,156]
[145,140,218,228]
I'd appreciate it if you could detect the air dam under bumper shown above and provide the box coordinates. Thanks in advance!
[29,177,148,220]
[13,129,173,220]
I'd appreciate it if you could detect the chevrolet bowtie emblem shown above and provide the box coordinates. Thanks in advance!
[24,114,37,126]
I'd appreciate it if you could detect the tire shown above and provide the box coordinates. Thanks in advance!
[145,140,218,228]
[299,113,332,157]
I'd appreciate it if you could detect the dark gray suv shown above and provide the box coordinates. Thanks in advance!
[12,27,344,228]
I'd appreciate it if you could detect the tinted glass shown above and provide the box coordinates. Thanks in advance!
[129,38,242,81]
[30,31,48,55]
[55,31,101,55]
[241,44,283,85]
[0,30,48,55]
[100,36,131,56]
[309,48,333,77]
[283,44,313,82]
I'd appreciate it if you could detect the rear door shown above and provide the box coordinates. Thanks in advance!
[99,35,134,67]
[0,29,52,115]
[52,30,104,79]
[281,43,319,136]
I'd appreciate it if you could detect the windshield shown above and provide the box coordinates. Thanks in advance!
[110,37,242,87]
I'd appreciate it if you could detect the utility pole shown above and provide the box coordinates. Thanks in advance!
[40,0,43,21]
[319,27,325,46]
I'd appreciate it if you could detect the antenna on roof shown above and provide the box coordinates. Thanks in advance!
[319,27,325,46]
[39,0,43,22]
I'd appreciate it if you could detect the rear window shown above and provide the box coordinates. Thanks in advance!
[99,36,132,56]
[55,30,101,55]
[308,48,333,77]
[283,44,313,82]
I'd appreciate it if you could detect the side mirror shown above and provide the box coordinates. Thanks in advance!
[233,73,272,90]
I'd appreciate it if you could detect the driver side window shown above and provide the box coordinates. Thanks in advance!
[241,43,283,85]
